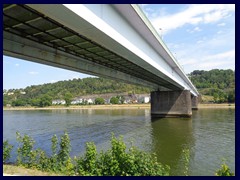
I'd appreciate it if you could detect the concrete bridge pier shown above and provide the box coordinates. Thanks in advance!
[151,90,192,118]
[191,95,199,110]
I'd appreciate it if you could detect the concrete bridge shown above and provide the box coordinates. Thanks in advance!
[3,4,200,117]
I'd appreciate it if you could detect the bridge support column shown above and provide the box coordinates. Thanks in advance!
[191,95,199,110]
[151,90,192,117]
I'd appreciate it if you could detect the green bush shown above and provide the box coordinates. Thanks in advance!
[215,162,234,176]
[95,97,105,105]
[3,140,13,163]
[16,131,38,167]
[57,131,71,166]
[74,134,170,176]
[10,131,170,176]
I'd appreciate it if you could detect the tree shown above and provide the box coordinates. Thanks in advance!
[39,94,52,107]
[110,96,119,104]
[64,92,73,106]
[12,99,27,106]
[30,98,41,107]
[95,97,105,105]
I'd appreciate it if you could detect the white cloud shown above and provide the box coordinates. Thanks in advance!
[29,71,39,75]
[50,80,56,83]
[194,27,201,31]
[168,27,235,73]
[15,63,19,67]
[203,50,235,61]
[150,4,234,35]
[178,50,235,72]
[197,40,204,44]
[187,26,202,33]
[217,22,226,26]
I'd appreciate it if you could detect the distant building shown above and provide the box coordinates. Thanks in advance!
[86,99,93,104]
[139,96,150,103]
[71,98,83,105]
[52,99,66,105]
[20,91,26,94]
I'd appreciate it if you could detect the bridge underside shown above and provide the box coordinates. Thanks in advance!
[3,4,181,91]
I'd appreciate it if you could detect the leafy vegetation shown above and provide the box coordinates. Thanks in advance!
[215,160,234,176]
[4,132,170,176]
[64,92,73,106]
[3,140,13,163]
[94,97,105,105]
[189,69,235,103]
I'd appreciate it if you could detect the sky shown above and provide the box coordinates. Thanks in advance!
[3,4,235,90]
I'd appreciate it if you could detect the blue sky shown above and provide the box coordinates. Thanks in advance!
[3,4,235,90]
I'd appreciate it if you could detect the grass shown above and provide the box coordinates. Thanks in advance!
[3,164,62,176]
[201,95,214,103]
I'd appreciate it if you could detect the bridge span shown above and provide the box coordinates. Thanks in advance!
[3,4,200,117]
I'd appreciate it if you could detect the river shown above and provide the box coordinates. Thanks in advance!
[3,108,235,176]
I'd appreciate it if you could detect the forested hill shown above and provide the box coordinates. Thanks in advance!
[189,69,235,103]
[3,69,235,106]
[3,77,151,106]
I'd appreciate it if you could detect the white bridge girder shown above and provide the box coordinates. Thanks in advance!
[4,32,160,89]
[3,4,199,96]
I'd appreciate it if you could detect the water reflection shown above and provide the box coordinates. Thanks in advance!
[150,117,194,175]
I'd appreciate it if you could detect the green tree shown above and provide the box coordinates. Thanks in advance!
[30,98,41,107]
[110,96,119,104]
[95,97,105,105]
[12,99,27,106]
[64,92,73,106]
[39,94,52,107]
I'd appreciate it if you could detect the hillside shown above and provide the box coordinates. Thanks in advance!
[3,69,235,107]
[3,77,151,106]
[189,69,235,103]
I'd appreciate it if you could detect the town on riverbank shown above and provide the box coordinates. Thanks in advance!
[3,103,235,111]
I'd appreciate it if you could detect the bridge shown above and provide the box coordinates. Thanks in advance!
[3,4,200,117]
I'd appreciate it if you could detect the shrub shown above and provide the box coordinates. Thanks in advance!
[74,134,170,176]
[215,161,234,176]
[16,131,37,167]
[3,140,13,163]
[57,131,71,166]
[10,131,171,176]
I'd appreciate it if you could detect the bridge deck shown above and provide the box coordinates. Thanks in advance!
[4,4,181,90]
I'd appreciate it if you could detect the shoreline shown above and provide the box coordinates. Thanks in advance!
[3,103,235,111]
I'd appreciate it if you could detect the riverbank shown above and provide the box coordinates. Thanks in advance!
[3,165,61,176]
[3,103,235,111]
[198,103,235,109]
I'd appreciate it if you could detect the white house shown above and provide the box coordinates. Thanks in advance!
[71,98,83,105]
[86,99,93,104]
[52,99,66,105]
[138,95,150,103]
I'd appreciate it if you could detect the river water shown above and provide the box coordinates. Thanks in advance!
[3,108,235,176]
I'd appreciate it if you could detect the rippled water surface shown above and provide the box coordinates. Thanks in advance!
[3,108,235,175]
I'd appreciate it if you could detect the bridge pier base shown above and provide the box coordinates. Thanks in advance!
[191,95,199,110]
[151,90,192,118]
